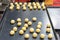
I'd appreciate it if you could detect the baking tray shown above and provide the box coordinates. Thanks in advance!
[0,5,58,40]
[46,7,60,30]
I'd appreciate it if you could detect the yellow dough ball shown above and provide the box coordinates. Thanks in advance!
[32,17,37,21]
[9,6,14,10]
[37,6,41,10]
[23,7,26,11]
[13,27,17,32]
[17,22,21,26]
[36,29,41,33]
[38,22,42,26]
[37,25,41,29]
[42,6,46,10]
[19,30,24,35]
[24,34,29,39]
[16,6,20,10]
[24,2,27,5]
[28,2,31,5]
[40,34,45,38]
[19,2,22,6]
[46,28,51,33]
[29,6,33,10]
[24,24,28,28]
[30,28,34,33]
[15,2,18,5]
[33,32,38,38]
[48,34,53,39]
[10,30,15,35]
[22,27,26,31]
[10,20,15,24]
[47,24,51,28]
[17,18,21,22]
[33,6,37,10]
[25,18,29,23]
[28,21,32,26]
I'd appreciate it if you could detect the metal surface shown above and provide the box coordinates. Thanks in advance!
[0,6,57,40]
[47,7,60,30]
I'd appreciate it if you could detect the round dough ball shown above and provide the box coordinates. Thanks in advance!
[37,25,41,29]
[17,22,21,26]
[24,24,28,28]
[32,17,37,22]
[16,6,20,10]
[42,6,46,10]
[28,21,32,26]
[37,6,41,10]
[25,18,29,23]
[40,34,45,38]
[36,29,41,33]
[33,6,37,10]
[24,34,29,39]
[23,7,26,11]
[28,2,31,5]
[24,2,27,5]
[17,18,21,22]
[15,2,18,5]
[9,6,14,10]
[22,27,26,31]
[30,28,34,33]
[10,30,15,35]
[33,32,37,38]
[47,24,51,28]
[29,6,33,10]
[10,20,15,24]
[19,2,22,6]
[19,30,24,35]
[46,28,50,33]
[13,27,17,32]
[48,34,53,39]
[38,22,42,26]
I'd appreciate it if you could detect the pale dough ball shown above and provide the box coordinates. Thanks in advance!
[28,2,31,5]
[10,30,15,35]
[46,28,51,33]
[30,28,34,33]
[28,21,32,26]
[25,18,29,23]
[42,6,46,10]
[48,34,53,39]
[40,34,45,38]
[37,25,41,29]
[36,29,41,33]
[38,22,42,26]
[24,34,29,39]
[17,18,21,22]
[37,6,41,10]
[33,6,37,10]
[10,20,15,24]
[22,27,26,31]
[16,4,20,7]
[24,24,28,28]
[47,24,51,28]
[29,6,33,10]
[16,6,20,10]
[24,2,27,5]
[19,2,22,6]
[33,32,37,38]
[15,2,18,5]
[13,27,17,32]
[32,17,37,21]
[19,30,24,35]
[17,22,21,26]
[23,7,26,11]
[9,6,14,10]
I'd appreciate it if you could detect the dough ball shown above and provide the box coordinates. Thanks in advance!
[48,34,53,39]
[10,3,13,5]
[13,27,17,32]
[37,6,41,10]
[24,2,27,5]
[42,6,46,10]
[28,4,31,8]
[37,25,41,29]
[38,22,42,26]
[10,20,15,24]
[28,21,32,26]
[47,24,51,28]
[19,2,22,6]
[16,6,20,10]
[46,28,50,33]
[17,18,21,22]
[40,34,45,38]
[25,18,29,23]
[23,7,26,11]
[19,30,24,35]
[33,32,37,38]
[22,27,26,31]
[30,28,34,33]
[28,2,31,5]
[24,24,28,28]
[32,17,37,22]
[10,30,15,35]
[33,6,37,10]
[15,2,18,5]
[24,34,29,39]
[29,6,33,10]
[36,29,41,33]
[17,22,21,26]
[9,6,14,10]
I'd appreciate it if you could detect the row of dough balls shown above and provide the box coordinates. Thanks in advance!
[24,33,53,39]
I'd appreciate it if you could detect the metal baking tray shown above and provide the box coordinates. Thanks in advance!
[0,5,58,40]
